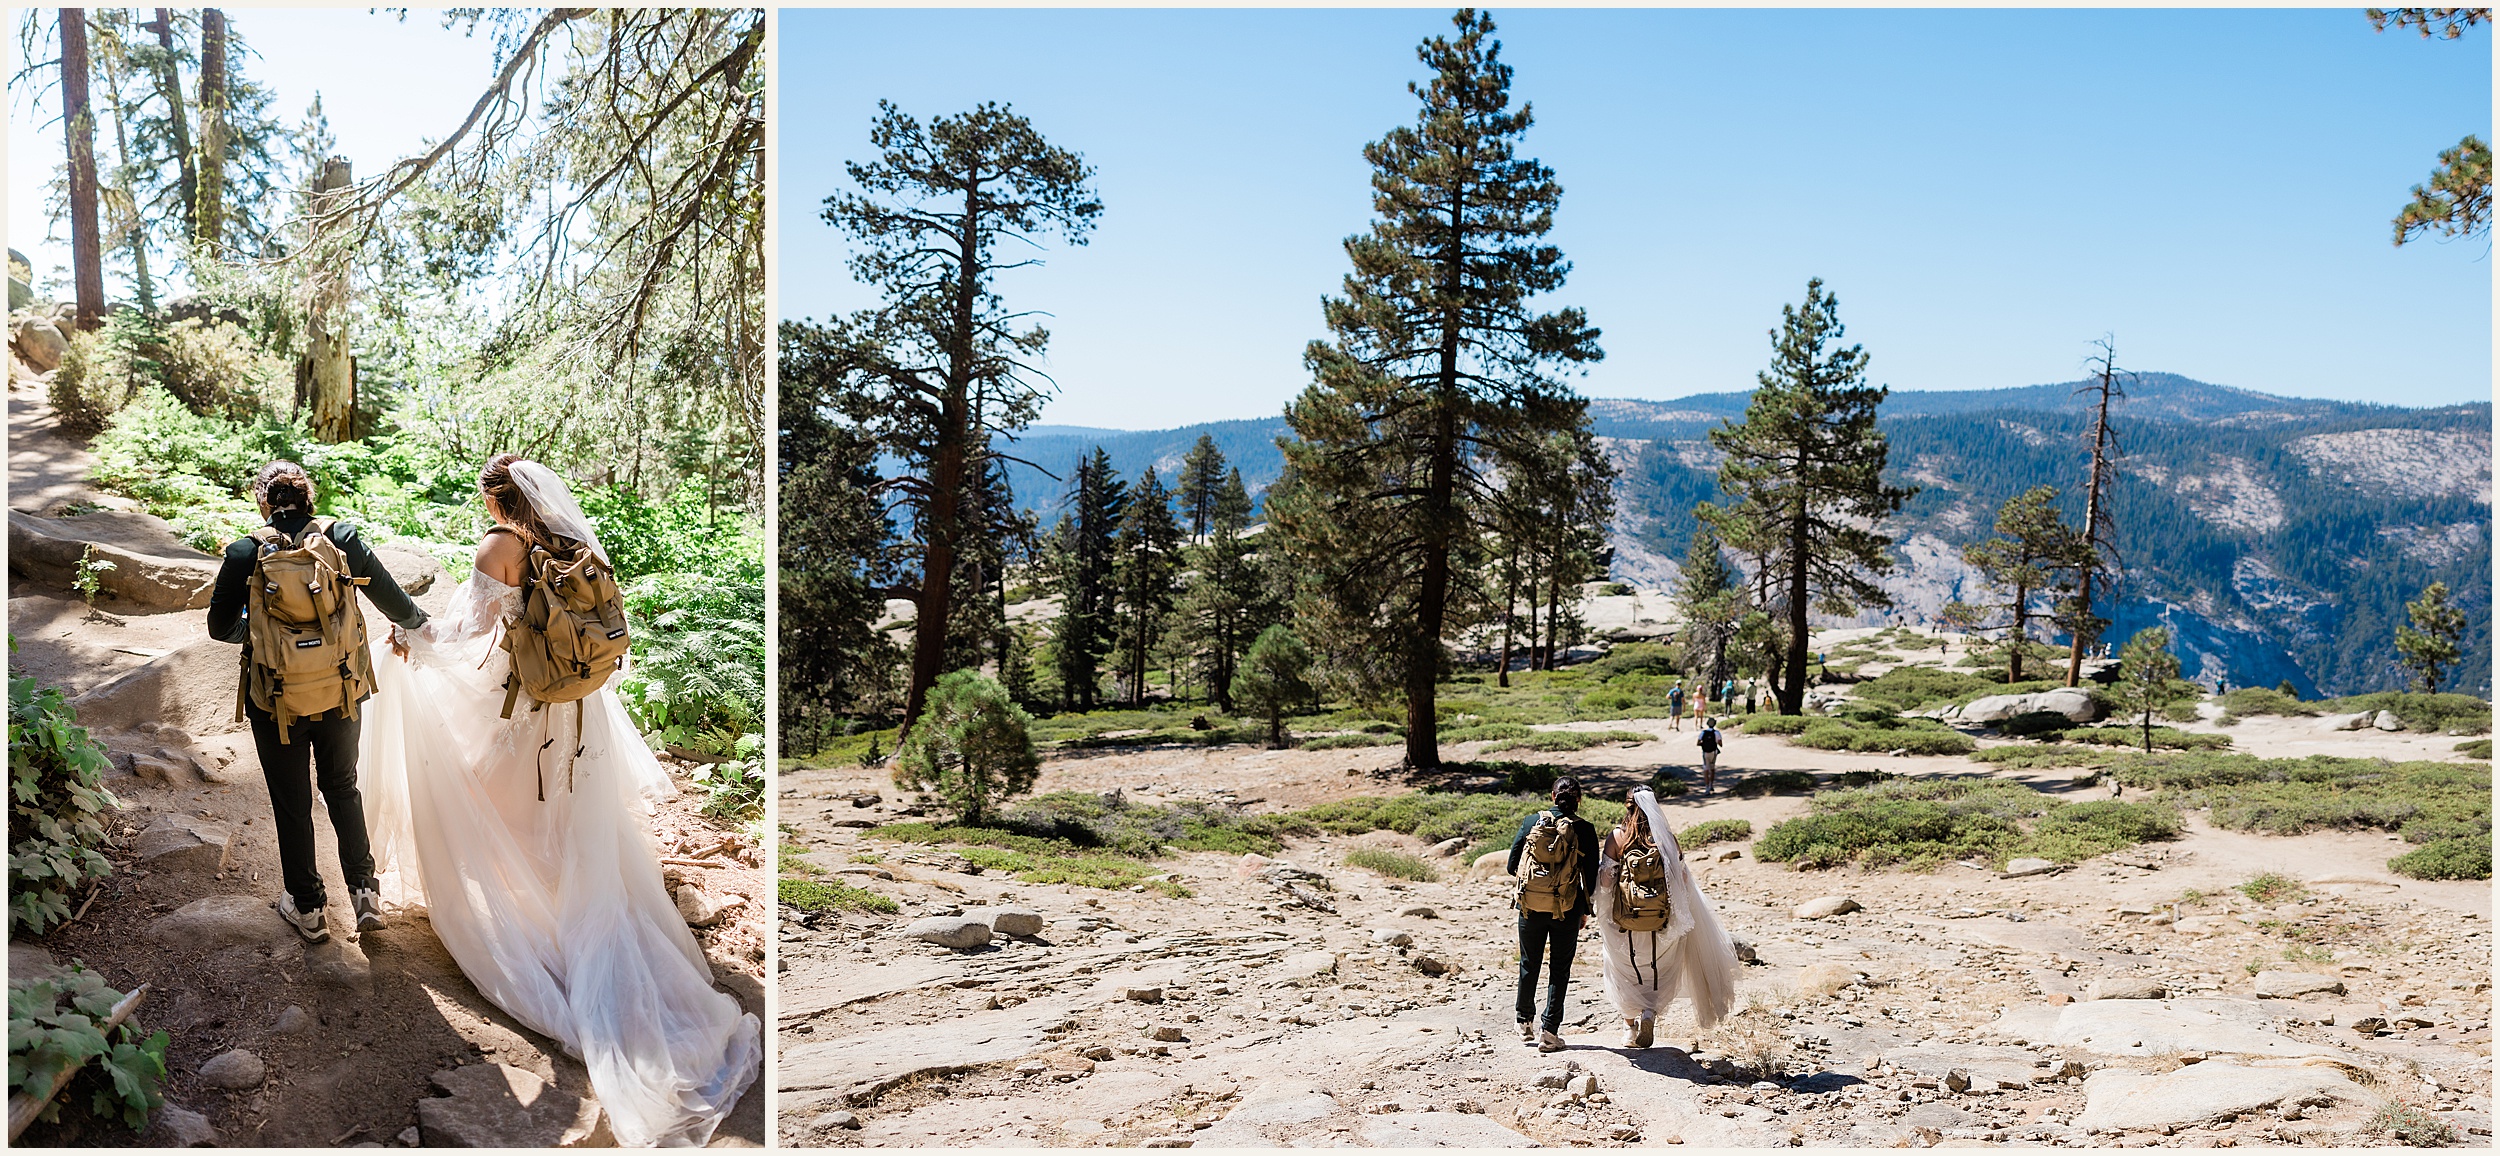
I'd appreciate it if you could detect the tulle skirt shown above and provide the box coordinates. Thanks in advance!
[359,579,759,1147]
[1593,845,1742,1030]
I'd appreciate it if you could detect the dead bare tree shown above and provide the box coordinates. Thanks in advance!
[2064,336,2129,687]
[60,8,103,332]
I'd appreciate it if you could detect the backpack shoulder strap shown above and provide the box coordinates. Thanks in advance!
[248,525,288,552]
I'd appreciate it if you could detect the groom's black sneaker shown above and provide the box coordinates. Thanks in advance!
[351,888,386,933]
[277,894,329,943]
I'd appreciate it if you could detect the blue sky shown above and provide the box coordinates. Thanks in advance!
[9,10,517,300]
[781,8,2493,430]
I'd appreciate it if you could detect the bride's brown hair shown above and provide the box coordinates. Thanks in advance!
[479,453,561,550]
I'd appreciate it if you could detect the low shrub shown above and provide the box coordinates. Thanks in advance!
[1577,690,1639,714]
[1301,733,1400,750]
[2367,1102,2460,1147]
[1486,729,1651,754]
[1971,745,2121,769]
[2108,754,2490,844]
[1999,710,2076,738]
[1588,643,1679,679]
[778,877,901,914]
[2220,687,2315,718]
[1849,665,1999,713]
[1738,714,1815,736]
[2457,738,2493,760]
[2237,872,2306,903]
[1344,847,1440,882]
[1443,722,1533,744]
[1754,777,2178,871]
[2318,691,2492,735]
[2388,834,2490,881]
[1730,770,1819,798]
[1677,818,1754,846]
[2059,725,2233,751]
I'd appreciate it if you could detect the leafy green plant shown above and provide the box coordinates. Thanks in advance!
[1730,770,1819,797]
[2389,834,2490,881]
[1344,847,1440,882]
[2368,1102,2459,1147]
[2315,691,2492,736]
[1485,728,1650,754]
[2457,738,2492,759]
[619,570,767,749]
[9,654,120,936]
[690,735,765,824]
[70,547,116,609]
[7,963,170,1130]
[1755,777,2177,870]
[1677,818,1754,846]
[777,877,899,915]
[1301,733,1400,750]
[2236,872,2306,904]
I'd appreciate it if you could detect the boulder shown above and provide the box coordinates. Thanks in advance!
[673,885,738,928]
[1119,986,1165,1004]
[2253,971,2346,999]
[2372,710,2403,732]
[148,896,293,950]
[903,916,992,950]
[1278,950,1339,983]
[2035,687,2105,723]
[2046,998,2338,1059]
[1793,896,1862,920]
[274,1005,315,1035]
[8,943,62,983]
[2313,713,2371,734]
[2088,978,2167,1001]
[1411,954,1451,977]
[1147,1025,1187,1042]
[71,639,253,739]
[2000,858,2059,878]
[7,509,218,611]
[13,314,66,372]
[152,1103,217,1147]
[2071,1061,2369,1133]
[1370,929,1413,948]
[811,1110,860,1131]
[1728,935,1758,964]
[305,937,373,992]
[416,1063,610,1148]
[980,906,1046,937]
[199,1049,265,1090]
[133,813,229,874]
[1466,849,1511,880]
[1959,695,2032,724]
[1400,905,1440,919]
[1431,837,1469,857]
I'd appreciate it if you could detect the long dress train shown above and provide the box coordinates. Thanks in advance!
[1593,789,1742,1032]
[359,568,761,1147]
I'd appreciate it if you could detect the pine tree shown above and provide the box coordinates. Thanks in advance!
[1675,522,1747,693]
[1962,484,2089,684]
[1052,448,1126,711]
[779,320,904,748]
[60,9,105,333]
[2115,626,2191,753]
[817,101,1101,730]
[2395,581,2466,693]
[1233,625,1315,749]
[1698,279,1913,715]
[891,670,1038,826]
[1176,434,1227,540]
[1271,9,1602,770]
[1176,467,1276,713]
[1112,466,1184,706]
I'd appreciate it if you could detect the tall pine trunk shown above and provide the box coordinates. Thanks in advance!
[1496,543,1517,687]
[143,10,197,240]
[61,10,104,333]
[1406,399,1456,771]
[194,9,227,253]
[904,183,984,734]
[1781,513,1811,714]
[301,157,355,441]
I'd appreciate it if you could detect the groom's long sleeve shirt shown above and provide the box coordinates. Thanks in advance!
[207,511,431,644]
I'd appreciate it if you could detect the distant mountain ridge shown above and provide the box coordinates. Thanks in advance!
[992,374,2490,696]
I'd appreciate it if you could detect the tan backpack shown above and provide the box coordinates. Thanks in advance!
[497,533,631,722]
[1515,810,1583,915]
[235,518,375,741]
[1612,838,1673,933]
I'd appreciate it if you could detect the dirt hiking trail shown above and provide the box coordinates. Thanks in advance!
[7,368,766,1148]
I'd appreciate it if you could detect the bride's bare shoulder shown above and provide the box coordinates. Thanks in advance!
[475,527,527,585]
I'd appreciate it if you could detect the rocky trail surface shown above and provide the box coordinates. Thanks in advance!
[779,691,2490,1148]
[6,368,766,1147]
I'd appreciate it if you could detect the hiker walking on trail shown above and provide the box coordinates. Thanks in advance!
[358,455,759,1146]
[1696,716,1723,794]
[1509,777,1600,1052]
[207,461,431,944]
[1666,682,1685,730]
[1595,788,1740,1048]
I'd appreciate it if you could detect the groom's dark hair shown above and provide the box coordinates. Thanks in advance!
[1550,776,1583,813]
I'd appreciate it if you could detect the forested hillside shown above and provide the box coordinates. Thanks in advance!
[991,376,2491,697]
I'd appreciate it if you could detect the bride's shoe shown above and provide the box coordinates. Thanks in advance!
[1635,1014,1655,1049]
[1620,1021,1641,1049]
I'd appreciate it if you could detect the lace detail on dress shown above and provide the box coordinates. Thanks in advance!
[405,569,522,671]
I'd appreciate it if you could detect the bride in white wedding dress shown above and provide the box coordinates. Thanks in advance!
[358,455,760,1147]
[1593,787,1741,1048]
